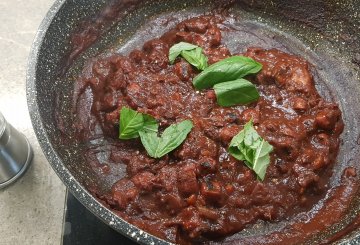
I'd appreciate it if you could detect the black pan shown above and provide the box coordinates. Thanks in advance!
[27,0,360,244]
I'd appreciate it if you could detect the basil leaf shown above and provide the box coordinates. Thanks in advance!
[181,47,208,70]
[119,107,157,139]
[139,120,193,158]
[213,79,260,107]
[154,120,193,157]
[142,114,158,133]
[120,107,193,158]
[228,131,246,161]
[228,120,273,181]
[253,140,273,180]
[169,42,198,64]
[193,56,262,90]
[119,107,144,139]
[169,42,208,70]
[138,131,160,158]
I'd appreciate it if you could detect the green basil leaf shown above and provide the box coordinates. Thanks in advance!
[213,79,260,107]
[119,107,157,139]
[229,126,249,163]
[120,107,193,158]
[154,120,193,157]
[228,120,273,181]
[169,42,208,70]
[253,140,273,180]
[181,47,208,70]
[228,150,246,161]
[142,114,159,133]
[139,120,193,158]
[119,107,144,139]
[243,120,261,147]
[138,131,160,158]
[169,42,199,64]
[193,56,263,90]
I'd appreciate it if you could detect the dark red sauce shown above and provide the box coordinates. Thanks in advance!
[72,15,351,244]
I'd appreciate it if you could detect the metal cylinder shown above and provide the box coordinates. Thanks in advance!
[0,112,33,189]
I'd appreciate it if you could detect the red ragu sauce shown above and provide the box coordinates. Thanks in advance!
[72,15,355,244]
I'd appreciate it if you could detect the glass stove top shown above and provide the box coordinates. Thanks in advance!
[62,191,137,245]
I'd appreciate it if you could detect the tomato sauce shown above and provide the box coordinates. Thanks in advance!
[72,15,349,244]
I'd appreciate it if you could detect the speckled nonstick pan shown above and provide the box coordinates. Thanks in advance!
[27,0,360,244]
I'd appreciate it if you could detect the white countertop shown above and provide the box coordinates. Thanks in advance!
[0,1,66,244]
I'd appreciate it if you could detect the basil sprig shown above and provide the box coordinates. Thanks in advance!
[169,42,208,70]
[169,43,263,107]
[228,120,273,181]
[119,107,158,139]
[192,56,262,90]
[214,79,260,107]
[139,120,193,158]
[119,107,193,158]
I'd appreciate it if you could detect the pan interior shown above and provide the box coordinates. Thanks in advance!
[35,0,360,243]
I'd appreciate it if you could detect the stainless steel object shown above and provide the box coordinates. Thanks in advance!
[0,112,33,189]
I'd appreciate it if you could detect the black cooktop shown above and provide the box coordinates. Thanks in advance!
[62,190,137,245]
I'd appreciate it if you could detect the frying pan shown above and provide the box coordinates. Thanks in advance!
[27,0,360,244]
